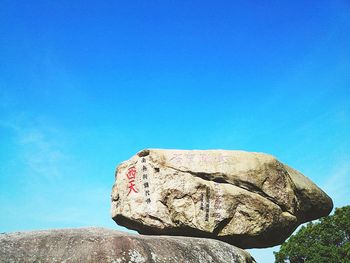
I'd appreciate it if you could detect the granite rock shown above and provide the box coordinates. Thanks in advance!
[0,227,255,263]
[111,149,333,248]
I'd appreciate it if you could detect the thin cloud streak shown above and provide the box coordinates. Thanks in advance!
[322,159,350,209]
[1,113,69,182]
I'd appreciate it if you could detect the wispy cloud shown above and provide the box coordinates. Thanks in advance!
[0,107,122,231]
[322,158,350,209]
[0,112,69,182]
[1,110,111,228]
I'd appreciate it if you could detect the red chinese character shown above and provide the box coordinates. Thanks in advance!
[172,153,183,164]
[127,180,138,195]
[126,166,137,180]
[218,155,229,163]
[126,166,138,195]
[186,154,195,162]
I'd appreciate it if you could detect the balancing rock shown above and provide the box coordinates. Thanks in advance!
[111,149,333,248]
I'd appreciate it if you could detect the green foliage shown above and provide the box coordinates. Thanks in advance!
[274,205,350,263]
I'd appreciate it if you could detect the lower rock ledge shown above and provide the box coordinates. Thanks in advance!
[0,227,256,263]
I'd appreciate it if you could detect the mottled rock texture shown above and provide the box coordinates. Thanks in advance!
[111,149,333,248]
[0,227,255,263]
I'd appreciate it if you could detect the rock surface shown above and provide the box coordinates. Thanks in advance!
[0,227,255,263]
[111,149,333,248]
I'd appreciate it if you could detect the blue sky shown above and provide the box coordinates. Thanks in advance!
[1,1,349,262]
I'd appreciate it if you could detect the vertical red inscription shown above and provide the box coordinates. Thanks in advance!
[126,166,138,195]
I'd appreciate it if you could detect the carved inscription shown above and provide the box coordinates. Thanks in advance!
[205,188,210,221]
[141,157,151,204]
[170,152,230,165]
[213,183,223,221]
[126,166,138,195]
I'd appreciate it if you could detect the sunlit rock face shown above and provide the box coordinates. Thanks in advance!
[111,149,333,248]
[0,227,256,263]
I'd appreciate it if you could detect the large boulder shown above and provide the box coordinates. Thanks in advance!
[0,227,255,263]
[111,149,333,248]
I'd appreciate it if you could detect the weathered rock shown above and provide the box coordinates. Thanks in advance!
[111,149,333,248]
[0,227,255,263]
